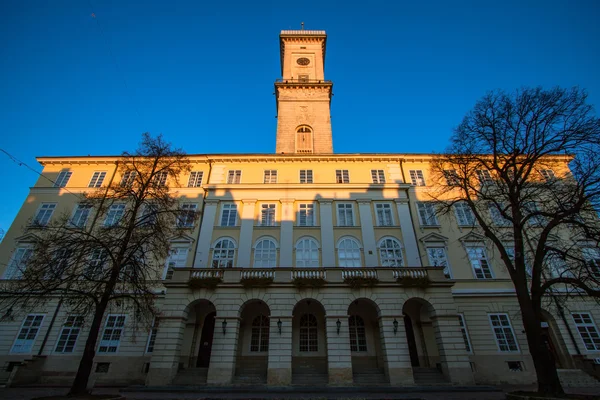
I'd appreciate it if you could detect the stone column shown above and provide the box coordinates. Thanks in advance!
[279,199,295,267]
[394,198,422,266]
[193,199,219,268]
[267,315,292,385]
[319,199,335,266]
[431,314,474,384]
[379,315,414,385]
[146,316,187,386]
[326,315,353,385]
[207,317,240,385]
[236,199,257,268]
[357,199,378,266]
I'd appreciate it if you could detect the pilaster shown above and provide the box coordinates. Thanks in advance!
[394,198,422,266]
[267,315,292,385]
[146,316,187,386]
[326,315,353,385]
[279,199,295,267]
[378,315,415,385]
[207,317,240,385]
[193,199,219,268]
[357,199,378,266]
[237,199,257,267]
[431,314,475,384]
[318,199,335,266]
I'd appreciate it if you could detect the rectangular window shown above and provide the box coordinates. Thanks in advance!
[140,203,158,227]
[264,170,278,184]
[177,203,197,228]
[489,314,519,352]
[298,203,315,227]
[525,202,544,226]
[458,314,472,353]
[120,171,137,187]
[4,247,33,279]
[409,170,426,186]
[34,203,56,226]
[337,203,354,226]
[88,171,107,188]
[581,247,600,278]
[220,203,237,226]
[443,169,459,186]
[261,204,276,226]
[476,169,493,184]
[104,204,125,226]
[71,204,92,228]
[300,169,313,184]
[540,169,556,181]
[54,171,72,188]
[466,246,493,279]
[55,316,84,353]
[11,314,45,353]
[375,203,393,226]
[146,318,159,353]
[87,248,108,277]
[335,169,349,184]
[417,202,439,226]
[153,171,168,187]
[164,247,189,279]
[489,203,510,226]
[98,315,126,353]
[188,171,204,187]
[227,170,242,184]
[426,247,450,277]
[572,313,600,351]
[455,202,476,226]
[371,169,386,184]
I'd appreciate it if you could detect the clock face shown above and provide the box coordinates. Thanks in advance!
[297,57,310,66]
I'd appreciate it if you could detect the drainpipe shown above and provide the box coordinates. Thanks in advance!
[191,158,212,267]
[37,161,119,355]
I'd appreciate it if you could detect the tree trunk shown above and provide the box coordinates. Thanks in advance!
[516,292,565,395]
[68,300,109,395]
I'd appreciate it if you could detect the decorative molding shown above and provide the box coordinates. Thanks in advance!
[420,233,449,244]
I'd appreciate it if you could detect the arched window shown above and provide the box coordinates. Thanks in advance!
[299,313,318,352]
[253,238,277,268]
[211,238,236,268]
[378,237,404,267]
[295,237,319,267]
[296,126,313,154]
[349,315,367,352]
[337,237,361,267]
[250,315,269,352]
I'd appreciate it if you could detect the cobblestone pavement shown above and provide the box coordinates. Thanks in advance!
[0,386,598,400]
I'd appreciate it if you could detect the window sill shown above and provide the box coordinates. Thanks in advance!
[297,225,321,228]
[374,225,401,228]
[419,224,441,229]
[254,225,279,228]
[216,226,239,229]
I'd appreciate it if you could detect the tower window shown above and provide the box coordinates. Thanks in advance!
[296,126,313,154]
[298,74,309,83]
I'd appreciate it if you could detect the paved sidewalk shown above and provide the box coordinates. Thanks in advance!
[0,386,598,400]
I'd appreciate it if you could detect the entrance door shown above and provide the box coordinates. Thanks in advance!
[197,312,216,368]
[404,315,420,367]
[541,323,562,368]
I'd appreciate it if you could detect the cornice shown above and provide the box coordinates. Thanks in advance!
[204,183,412,191]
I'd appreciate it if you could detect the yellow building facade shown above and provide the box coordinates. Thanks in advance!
[0,29,599,388]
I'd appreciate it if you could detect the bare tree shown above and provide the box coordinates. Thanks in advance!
[0,133,195,395]
[430,87,600,395]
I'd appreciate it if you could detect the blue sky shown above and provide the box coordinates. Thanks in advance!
[1,0,599,233]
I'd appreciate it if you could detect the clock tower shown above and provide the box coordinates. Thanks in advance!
[275,29,333,154]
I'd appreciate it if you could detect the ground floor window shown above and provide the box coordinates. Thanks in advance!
[299,314,318,352]
[250,315,270,352]
[55,315,84,353]
[349,315,367,352]
[11,314,44,353]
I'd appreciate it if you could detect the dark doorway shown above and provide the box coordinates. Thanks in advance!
[541,323,562,368]
[404,315,419,367]
[197,311,216,368]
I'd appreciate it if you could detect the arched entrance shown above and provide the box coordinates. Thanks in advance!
[347,298,389,385]
[172,299,216,385]
[541,310,573,369]
[234,300,271,384]
[291,299,328,384]
[402,298,447,384]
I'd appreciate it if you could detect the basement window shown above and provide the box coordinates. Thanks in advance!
[95,362,110,373]
[507,361,523,371]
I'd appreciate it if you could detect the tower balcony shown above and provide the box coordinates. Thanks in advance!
[275,78,332,85]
